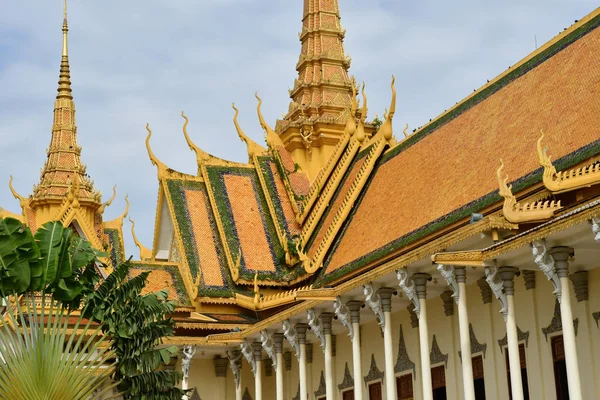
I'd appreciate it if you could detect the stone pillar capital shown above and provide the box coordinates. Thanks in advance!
[272,333,284,353]
[377,287,395,312]
[346,300,363,323]
[550,246,574,278]
[295,323,308,344]
[455,266,467,283]
[498,266,520,296]
[319,312,334,335]
[251,342,263,361]
[411,273,432,299]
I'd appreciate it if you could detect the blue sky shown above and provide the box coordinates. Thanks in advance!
[0,0,597,257]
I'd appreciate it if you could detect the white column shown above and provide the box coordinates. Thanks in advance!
[551,247,582,400]
[227,350,243,400]
[498,266,524,400]
[347,301,364,400]
[455,267,475,400]
[252,342,263,400]
[273,333,285,400]
[296,323,309,400]
[412,274,433,400]
[378,288,397,400]
[320,313,335,400]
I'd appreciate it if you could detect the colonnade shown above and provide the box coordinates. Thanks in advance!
[180,243,584,400]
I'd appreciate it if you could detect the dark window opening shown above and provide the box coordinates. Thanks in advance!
[432,365,447,400]
[472,355,486,399]
[368,382,382,400]
[396,373,413,400]
[552,335,569,400]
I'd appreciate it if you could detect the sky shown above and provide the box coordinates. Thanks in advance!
[0,0,597,258]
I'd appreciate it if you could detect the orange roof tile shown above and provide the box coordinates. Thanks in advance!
[324,15,600,277]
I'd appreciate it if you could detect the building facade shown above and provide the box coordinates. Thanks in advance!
[3,1,600,400]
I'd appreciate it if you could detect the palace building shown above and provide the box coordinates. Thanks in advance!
[3,1,600,400]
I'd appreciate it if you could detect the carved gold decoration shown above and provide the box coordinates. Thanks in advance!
[255,93,285,149]
[355,83,368,143]
[145,123,169,180]
[97,185,117,214]
[377,76,396,144]
[537,130,600,193]
[8,175,29,216]
[232,104,266,159]
[497,160,561,223]
[129,216,152,261]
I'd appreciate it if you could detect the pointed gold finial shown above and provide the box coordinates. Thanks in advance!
[255,93,285,149]
[129,216,152,261]
[63,0,68,56]
[378,76,396,141]
[145,124,169,180]
[181,111,214,171]
[8,176,29,212]
[57,0,72,100]
[97,185,117,214]
[232,103,266,159]
[345,77,358,136]
[355,82,367,143]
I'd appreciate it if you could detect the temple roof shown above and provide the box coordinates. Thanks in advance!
[315,7,600,286]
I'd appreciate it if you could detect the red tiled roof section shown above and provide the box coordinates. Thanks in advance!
[184,189,224,287]
[224,175,276,272]
[310,156,367,260]
[327,25,600,273]
[269,163,302,235]
[276,145,310,198]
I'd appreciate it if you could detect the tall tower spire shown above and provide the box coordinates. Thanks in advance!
[57,0,72,100]
[30,0,102,227]
[275,0,366,180]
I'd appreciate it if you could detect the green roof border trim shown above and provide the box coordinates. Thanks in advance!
[104,228,125,267]
[380,12,600,165]
[204,165,306,283]
[316,137,600,287]
[129,262,192,308]
[165,178,237,299]
[256,155,298,237]
[306,143,375,251]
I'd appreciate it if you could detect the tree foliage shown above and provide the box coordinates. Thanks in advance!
[84,262,187,400]
[0,217,185,399]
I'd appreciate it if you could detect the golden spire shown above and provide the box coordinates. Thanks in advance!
[282,0,353,122]
[57,0,72,100]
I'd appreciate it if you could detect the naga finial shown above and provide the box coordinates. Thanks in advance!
[129,216,152,261]
[232,103,266,159]
[97,185,117,214]
[497,159,561,223]
[496,160,513,200]
[536,130,554,169]
[8,175,29,215]
[355,82,368,143]
[182,111,213,170]
[145,124,168,180]
[255,93,285,149]
[378,75,396,141]
[403,123,409,138]
[345,77,358,136]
